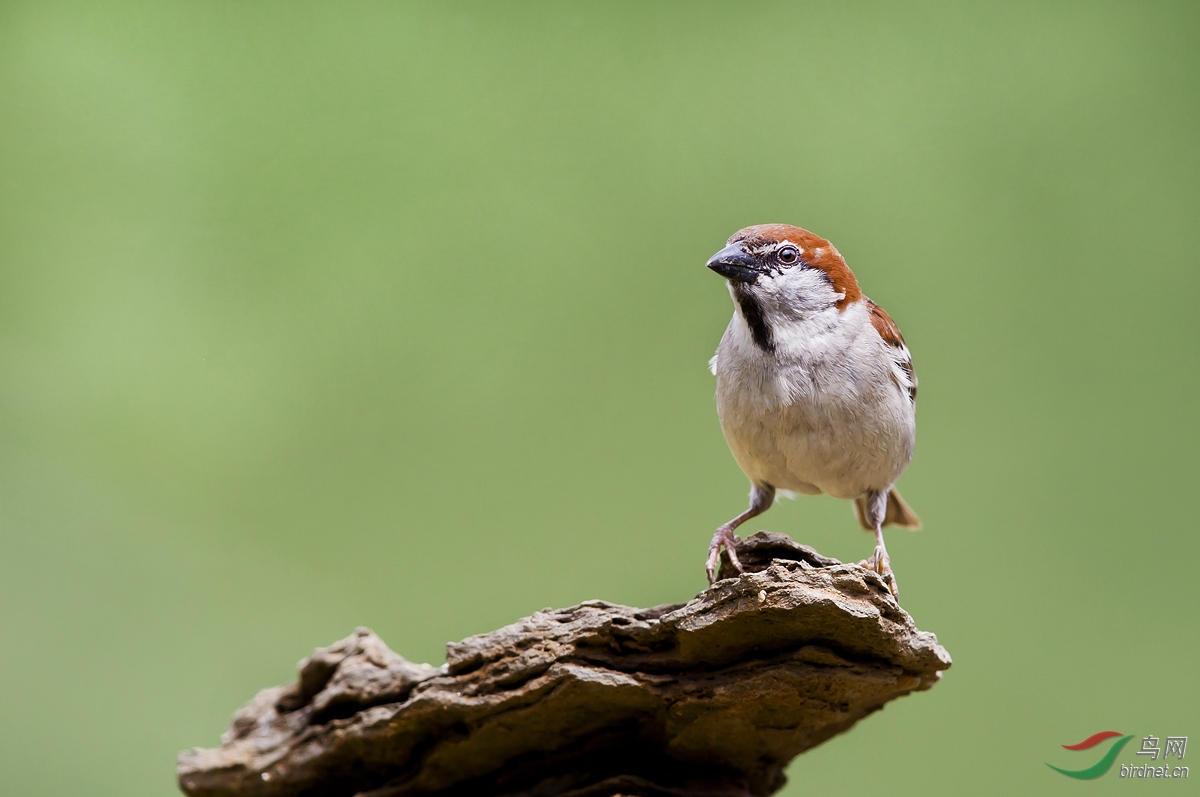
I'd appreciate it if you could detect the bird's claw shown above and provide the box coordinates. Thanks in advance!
[859,546,899,598]
[706,527,743,584]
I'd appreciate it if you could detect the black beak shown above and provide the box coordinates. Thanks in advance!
[706,242,760,283]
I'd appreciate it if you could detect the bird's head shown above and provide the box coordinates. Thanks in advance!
[707,224,861,312]
[706,224,862,352]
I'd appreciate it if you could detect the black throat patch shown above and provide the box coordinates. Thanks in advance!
[733,288,774,352]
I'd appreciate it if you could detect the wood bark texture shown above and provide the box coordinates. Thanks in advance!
[177,533,951,797]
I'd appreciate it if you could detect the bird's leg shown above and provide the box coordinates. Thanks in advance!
[706,484,775,584]
[857,489,899,597]
[860,523,899,597]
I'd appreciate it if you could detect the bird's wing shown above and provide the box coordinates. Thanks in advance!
[865,298,917,404]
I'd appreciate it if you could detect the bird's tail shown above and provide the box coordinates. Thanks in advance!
[854,489,922,531]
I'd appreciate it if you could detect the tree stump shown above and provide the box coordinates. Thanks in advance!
[177,533,951,796]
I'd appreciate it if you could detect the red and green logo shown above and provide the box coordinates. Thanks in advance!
[1048,731,1135,779]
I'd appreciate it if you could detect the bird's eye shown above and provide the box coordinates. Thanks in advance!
[777,245,800,264]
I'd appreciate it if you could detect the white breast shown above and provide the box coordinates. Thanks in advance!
[712,301,915,500]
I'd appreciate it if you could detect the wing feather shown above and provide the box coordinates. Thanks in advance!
[865,298,917,404]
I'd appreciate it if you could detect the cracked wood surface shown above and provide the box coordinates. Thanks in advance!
[177,533,951,797]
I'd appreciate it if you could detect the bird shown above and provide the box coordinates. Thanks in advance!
[704,224,920,596]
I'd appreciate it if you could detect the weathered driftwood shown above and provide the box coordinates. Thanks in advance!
[177,533,951,797]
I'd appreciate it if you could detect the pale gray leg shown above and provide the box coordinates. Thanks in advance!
[858,489,899,597]
[706,484,775,584]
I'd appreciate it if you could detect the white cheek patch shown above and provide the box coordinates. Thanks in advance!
[764,268,842,316]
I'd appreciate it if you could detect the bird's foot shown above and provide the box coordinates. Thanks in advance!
[706,526,743,584]
[859,545,899,598]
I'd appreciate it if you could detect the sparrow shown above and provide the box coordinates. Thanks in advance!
[704,224,920,596]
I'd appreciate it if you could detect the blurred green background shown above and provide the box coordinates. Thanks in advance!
[1,1,1197,794]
